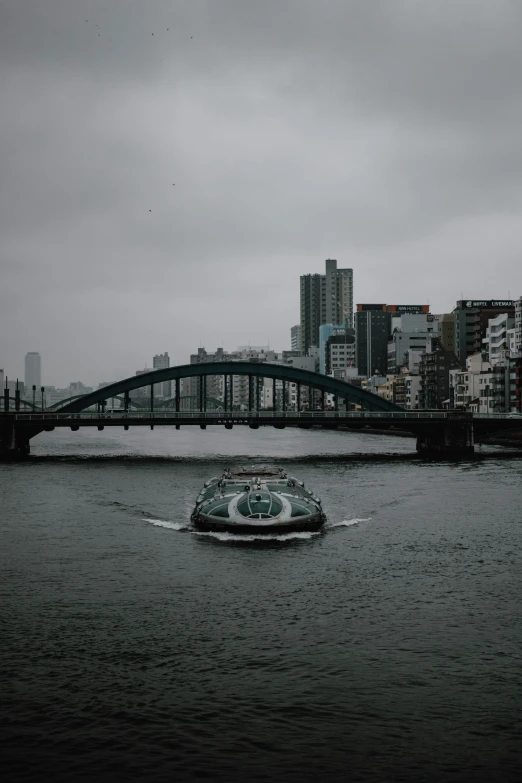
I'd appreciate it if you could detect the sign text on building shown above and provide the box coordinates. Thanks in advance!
[387,305,430,314]
[457,300,514,309]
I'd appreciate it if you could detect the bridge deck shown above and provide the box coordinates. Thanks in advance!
[4,409,521,435]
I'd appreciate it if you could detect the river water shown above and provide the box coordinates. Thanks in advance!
[1,427,521,782]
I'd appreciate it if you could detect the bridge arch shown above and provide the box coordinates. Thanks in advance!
[57,362,402,414]
[50,394,144,411]
[1,396,38,411]
[50,393,225,412]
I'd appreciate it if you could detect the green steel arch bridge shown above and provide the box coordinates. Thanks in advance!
[56,361,402,414]
[2,361,521,458]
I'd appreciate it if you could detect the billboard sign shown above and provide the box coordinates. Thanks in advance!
[387,305,430,313]
[457,300,514,309]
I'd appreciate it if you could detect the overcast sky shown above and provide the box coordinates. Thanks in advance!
[1,0,521,387]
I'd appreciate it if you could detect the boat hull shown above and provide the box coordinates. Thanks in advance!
[192,512,325,534]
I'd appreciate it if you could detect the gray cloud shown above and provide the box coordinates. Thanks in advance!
[1,0,521,386]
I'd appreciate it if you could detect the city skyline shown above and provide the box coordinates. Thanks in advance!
[1,1,521,385]
[3,291,520,391]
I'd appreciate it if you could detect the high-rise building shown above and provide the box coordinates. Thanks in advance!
[354,305,391,377]
[438,313,455,353]
[300,259,353,355]
[290,325,301,352]
[300,273,325,356]
[325,259,353,327]
[453,300,515,365]
[153,352,171,398]
[24,352,41,391]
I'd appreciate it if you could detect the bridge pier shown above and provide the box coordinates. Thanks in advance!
[416,415,474,457]
[0,417,30,460]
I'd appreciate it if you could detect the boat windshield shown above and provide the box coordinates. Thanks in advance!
[237,491,283,517]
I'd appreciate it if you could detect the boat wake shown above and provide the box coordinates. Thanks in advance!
[328,517,372,528]
[142,516,372,538]
[193,529,321,542]
[142,518,191,531]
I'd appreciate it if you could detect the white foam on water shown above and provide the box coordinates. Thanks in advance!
[328,517,372,528]
[192,529,321,543]
[143,518,190,531]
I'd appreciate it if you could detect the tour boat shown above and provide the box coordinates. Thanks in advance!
[191,465,325,533]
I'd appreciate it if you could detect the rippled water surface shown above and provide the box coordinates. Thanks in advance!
[2,428,522,782]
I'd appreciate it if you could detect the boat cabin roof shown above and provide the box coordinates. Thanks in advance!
[228,465,281,478]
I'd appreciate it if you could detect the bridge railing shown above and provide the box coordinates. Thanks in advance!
[471,413,522,419]
[12,410,454,421]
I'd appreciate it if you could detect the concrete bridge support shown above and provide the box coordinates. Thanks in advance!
[416,415,474,456]
[0,416,31,460]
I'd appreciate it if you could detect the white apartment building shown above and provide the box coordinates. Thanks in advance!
[449,353,492,411]
[453,358,509,413]
[387,314,439,374]
[482,313,515,365]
